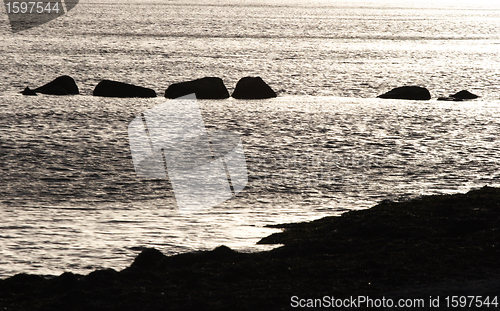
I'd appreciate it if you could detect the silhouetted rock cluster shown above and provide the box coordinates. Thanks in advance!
[164,76,278,99]
[21,75,278,99]
[21,76,485,102]
[21,75,158,98]
[378,86,481,101]
[1,186,499,310]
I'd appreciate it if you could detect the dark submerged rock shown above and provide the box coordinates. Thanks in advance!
[377,86,431,100]
[231,76,277,99]
[164,77,229,99]
[22,75,79,95]
[450,90,479,100]
[93,80,157,98]
[21,86,37,96]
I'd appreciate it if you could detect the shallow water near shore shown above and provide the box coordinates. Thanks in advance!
[1,0,500,277]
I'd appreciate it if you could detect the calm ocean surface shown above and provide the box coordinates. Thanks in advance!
[0,0,499,277]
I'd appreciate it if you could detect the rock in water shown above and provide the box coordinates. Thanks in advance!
[21,87,37,96]
[164,77,229,99]
[93,80,157,98]
[28,75,79,95]
[231,76,277,99]
[377,86,431,100]
[450,90,479,100]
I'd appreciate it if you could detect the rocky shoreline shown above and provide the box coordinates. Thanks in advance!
[1,186,499,310]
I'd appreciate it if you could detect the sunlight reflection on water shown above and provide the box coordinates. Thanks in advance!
[1,0,500,277]
[2,95,500,276]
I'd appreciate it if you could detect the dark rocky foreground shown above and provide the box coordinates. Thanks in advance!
[1,187,499,310]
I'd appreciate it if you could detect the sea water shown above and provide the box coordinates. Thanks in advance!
[0,0,499,277]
